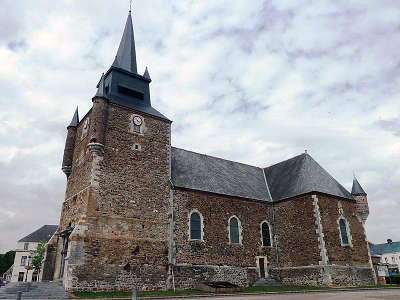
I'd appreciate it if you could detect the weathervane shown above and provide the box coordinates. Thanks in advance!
[129,0,133,13]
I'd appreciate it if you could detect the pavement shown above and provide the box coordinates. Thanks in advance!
[1,287,400,300]
[151,289,400,299]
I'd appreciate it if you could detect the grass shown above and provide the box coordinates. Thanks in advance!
[73,284,400,298]
[73,289,211,298]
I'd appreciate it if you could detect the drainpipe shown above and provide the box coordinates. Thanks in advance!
[262,169,280,277]
[168,178,176,291]
[168,125,176,291]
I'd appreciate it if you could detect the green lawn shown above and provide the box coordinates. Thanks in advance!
[73,289,211,298]
[72,284,399,298]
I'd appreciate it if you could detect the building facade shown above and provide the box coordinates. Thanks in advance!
[10,225,57,283]
[41,11,376,292]
[370,240,400,277]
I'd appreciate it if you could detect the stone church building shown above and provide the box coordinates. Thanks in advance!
[41,10,375,291]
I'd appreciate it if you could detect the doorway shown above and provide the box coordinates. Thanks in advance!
[18,272,24,282]
[259,258,265,278]
[257,256,268,278]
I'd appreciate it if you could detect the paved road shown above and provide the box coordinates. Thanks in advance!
[155,289,400,300]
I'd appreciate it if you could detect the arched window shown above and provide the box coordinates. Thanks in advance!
[229,217,240,244]
[261,222,271,247]
[339,218,349,245]
[190,212,201,240]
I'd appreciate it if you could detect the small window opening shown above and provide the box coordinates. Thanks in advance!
[339,218,349,245]
[229,217,240,244]
[190,212,201,240]
[118,85,144,100]
[133,125,140,133]
[261,222,271,247]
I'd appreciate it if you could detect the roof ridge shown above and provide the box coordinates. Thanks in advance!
[264,153,306,170]
[171,146,263,170]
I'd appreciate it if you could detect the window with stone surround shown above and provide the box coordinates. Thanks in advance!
[261,222,271,247]
[339,218,350,246]
[189,211,202,240]
[20,256,27,266]
[24,243,29,250]
[229,216,241,244]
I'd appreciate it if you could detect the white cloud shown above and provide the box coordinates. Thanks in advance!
[0,0,399,252]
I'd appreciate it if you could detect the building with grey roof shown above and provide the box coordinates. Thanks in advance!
[42,8,376,292]
[11,225,57,283]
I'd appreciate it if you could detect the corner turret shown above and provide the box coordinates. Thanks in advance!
[87,74,109,155]
[352,176,369,224]
[62,107,79,177]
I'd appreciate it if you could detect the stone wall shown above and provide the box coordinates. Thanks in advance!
[273,195,321,268]
[317,194,371,267]
[63,103,172,292]
[173,265,259,290]
[172,188,276,288]
[271,193,374,286]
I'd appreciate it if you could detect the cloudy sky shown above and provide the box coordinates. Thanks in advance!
[0,0,399,253]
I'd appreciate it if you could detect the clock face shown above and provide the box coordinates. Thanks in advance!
[133,116,142,126]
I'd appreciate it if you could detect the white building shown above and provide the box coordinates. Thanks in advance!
[370,239,400,275]
[10,225,57,282]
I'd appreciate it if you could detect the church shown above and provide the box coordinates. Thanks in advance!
[41,9,376,292]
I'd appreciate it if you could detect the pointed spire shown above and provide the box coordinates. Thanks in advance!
[68,107,79,128]
[112,11,137,73]
[143,66,151,80]
[352,177,367,195]
[93,73,107,99]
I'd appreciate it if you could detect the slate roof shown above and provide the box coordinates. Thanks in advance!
[264,153,354,201]
[93,73,108,100]
[370,242,400,256]
[68,107,79,128]
[171,147,270,201]
[18,225,58,243]
[370,243,389,256]
[171,148,354,202]
[112,11,137,74]
[352,177,367,195]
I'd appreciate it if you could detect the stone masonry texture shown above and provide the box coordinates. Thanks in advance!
[46,101,375,291]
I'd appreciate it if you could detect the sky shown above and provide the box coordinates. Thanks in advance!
[0,0,399,253]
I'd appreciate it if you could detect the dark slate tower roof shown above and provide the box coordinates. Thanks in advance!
[171,147,271,201]
[352,177,367,195]
[68,107,79,128]
[93,73,108,99]
[99,12,169,121]
[264,153,354,201]
[18,225,58,243]
[112,11,137,73]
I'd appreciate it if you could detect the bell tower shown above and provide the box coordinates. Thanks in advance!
[43,9,172,291]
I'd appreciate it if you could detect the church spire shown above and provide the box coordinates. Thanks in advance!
[112,11,137,73]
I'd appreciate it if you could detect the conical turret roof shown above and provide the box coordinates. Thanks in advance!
[112,11,137,73]
[68,107,79,128]
[352,177,367,195]
[93,73,107,99]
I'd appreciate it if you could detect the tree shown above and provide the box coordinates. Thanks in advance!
[30,241,46,273]
[0,251,15,276]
